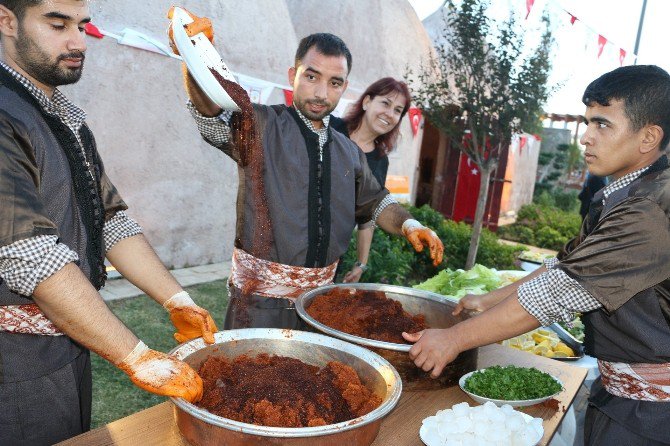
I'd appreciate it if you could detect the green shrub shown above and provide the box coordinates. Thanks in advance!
[533,188,579,213]
[534,226,567,250]
[337,205,522,286]
[497,203,581,250]
[532,189,556,208]
[497,225,535,246]
[553,190,579,213]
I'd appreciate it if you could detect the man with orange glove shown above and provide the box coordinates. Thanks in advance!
[0,1,216,444]
[170,9,444,330]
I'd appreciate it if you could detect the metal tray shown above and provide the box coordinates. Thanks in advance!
[296,283,479,390]
[547,322,584,361]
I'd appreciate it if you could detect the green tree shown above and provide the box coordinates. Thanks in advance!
[565,142,584,177]
[409,0,554,269]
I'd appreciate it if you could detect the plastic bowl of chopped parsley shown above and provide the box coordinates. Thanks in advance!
[459,365,563,407]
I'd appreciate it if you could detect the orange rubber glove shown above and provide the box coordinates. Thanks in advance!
[401,219,445,267]
[164,291,218,344]
[167,6,214,55]
[118,341,203,403]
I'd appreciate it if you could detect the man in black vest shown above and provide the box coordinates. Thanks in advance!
[0,1,217,444]
[173,11,444,330]
[405,65,670,444]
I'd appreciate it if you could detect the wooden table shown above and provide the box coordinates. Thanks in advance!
[58,344,586,446]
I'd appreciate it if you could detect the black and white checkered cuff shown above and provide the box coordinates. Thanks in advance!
[104,211,143,252]
[372,195,398,223]
[187,101,233,147]
[518,268,601,326]
[544,256,559,269]
[0,235,78,296]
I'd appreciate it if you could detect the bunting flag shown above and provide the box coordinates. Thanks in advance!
[283,89,293,106]
[526,0,535,20]
[84,22,104,38]
[558,8,634,65]
[83,22,180,59]
[597,35,607,59]
[519,135,528,155]
[525,0,535,20]
[236,73,276,104]
[408,107,422,136]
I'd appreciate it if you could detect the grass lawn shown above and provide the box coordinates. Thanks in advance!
[91,279,228,428]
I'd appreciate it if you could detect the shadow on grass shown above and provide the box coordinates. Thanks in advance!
[92,279,229,428]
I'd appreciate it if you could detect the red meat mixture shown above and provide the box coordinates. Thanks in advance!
[196,353,382,427]
[306,288,428,344]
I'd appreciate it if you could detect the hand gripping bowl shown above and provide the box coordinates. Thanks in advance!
[296,284,479,391]
[168,329,402,446]
[170,6,241,111]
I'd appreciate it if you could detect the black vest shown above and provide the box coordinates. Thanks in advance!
[580,157,670,364]
[0,68,106,381]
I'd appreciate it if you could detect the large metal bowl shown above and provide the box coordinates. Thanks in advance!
[168,328,402,446]
[296,283,479,391]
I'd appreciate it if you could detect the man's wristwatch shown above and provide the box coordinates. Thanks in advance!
[354,261,368,272]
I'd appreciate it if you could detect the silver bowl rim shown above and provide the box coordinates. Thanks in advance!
[168,328,403,437]
[295,283,458,352]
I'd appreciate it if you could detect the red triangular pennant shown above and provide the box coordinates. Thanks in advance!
[619,48,626,66]
[283,89,293,106]
[525,0,535,19]
[408,107,422,136]
[569,14,577,25]
[597,35,607,59]
[84,22,104,39]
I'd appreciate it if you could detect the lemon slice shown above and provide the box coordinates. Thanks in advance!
[533,345,550,356]
[554,343,575,356]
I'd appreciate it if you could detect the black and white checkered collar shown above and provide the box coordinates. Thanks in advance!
[602,164,651,200]
[0,61,86,129]
[293,106,330,147]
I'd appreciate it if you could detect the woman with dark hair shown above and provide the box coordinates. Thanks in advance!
[341,77,412,282]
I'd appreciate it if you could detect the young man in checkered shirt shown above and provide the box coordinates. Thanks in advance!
[404,65,670,445]
[0,1,217,443]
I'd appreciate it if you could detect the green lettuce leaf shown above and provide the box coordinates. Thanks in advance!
[414,264,503,299]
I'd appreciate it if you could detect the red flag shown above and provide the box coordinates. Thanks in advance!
[569,14,577,25]
[525,0,535,19]
[408,107,422,136]
[519,136,527,155]
[597,35,607,58]
[619,48,627,66]
[283,89,293,106]
[84,22,104,39]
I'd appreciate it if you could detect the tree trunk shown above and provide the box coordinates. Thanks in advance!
[430,132,448,209]
[465,165,492,269]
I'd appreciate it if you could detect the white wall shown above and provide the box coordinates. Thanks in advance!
[57,0,433,268]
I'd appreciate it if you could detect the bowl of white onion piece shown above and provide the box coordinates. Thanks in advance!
[419,401,543,446]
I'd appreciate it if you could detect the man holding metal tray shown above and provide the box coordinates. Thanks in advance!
[405,65,670,445]
[170,7,444,330]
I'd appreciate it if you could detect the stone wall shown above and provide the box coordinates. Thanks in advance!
[56,0,433,268]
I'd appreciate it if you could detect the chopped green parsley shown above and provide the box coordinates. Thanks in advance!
[464,365,562,400]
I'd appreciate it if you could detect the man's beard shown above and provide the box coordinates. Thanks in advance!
[16,26,85,87]
[293,97,335,121]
